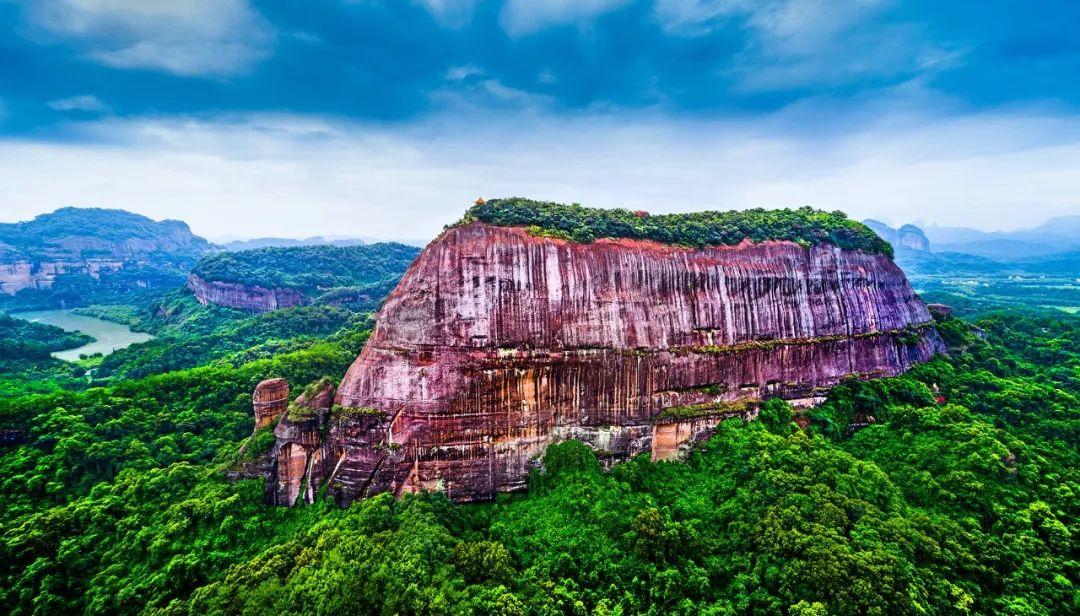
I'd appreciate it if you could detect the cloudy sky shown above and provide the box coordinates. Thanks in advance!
[1,0,1078,240]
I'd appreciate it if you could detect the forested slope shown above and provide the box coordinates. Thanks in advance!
[0,309,1076,614]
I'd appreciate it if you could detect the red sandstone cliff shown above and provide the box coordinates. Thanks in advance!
[259,220,944,504]
[187,273,308,313]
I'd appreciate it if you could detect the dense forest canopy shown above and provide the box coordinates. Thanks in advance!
[457,198,893,257]
[0,304,1077,614]
[0,313,92,363]
[190,242,420,292]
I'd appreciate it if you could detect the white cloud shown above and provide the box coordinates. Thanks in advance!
[0,107,1077,241]
[653,0,750,35]
[438,65,555,110]
[654,0,965,92]
[23,0,273,77]
[47,94,110,112]
[414,0,476,28]
[445,64,483,82]
[500,0,631,37]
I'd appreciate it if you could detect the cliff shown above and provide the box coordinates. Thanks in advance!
[257,201,944,503]
[187,273,308,312]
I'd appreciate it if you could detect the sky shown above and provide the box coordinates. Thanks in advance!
[1,0,1079,241]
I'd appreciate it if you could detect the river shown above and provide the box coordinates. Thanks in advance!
[14,309,153,361]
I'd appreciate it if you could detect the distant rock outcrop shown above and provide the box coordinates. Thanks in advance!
[897,224,931,252]
[864,220,930,252]
[188,273,308,313]
[255,200,944,504]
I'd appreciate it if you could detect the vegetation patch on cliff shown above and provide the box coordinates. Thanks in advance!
[330,404,387,419]
[458,197,893,256]
[655,398,760,422]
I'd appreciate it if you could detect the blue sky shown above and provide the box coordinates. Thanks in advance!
[1,0,1079,239]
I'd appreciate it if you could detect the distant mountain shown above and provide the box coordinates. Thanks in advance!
[1013,250,1080,276]
[0,207,211,262]
[1030,214,1080,237]
[863,220,930,252]
[922,214,1080,260]
[867,215,1080,268]
[188,242,421,312]
[221,236,369,251]
[863,217,1080,281]
[220,235,428,250]
[0,207,213,308]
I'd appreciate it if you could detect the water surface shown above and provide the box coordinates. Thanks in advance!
[14,309,153,361]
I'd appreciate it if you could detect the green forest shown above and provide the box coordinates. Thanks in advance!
[0,314,93,363]
[459,198,892,256]
[190,243,420,293]
[1,300,1077,615]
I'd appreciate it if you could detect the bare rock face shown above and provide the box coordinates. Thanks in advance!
[927,303,953,319]
[315,222,944,503]
[268,378,336,506]
[253,378,290,429]
[0,259,125,295]
[187,273,307,313]
[254,218,943,504]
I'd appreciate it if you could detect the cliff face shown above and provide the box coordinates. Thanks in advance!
[0,259,126,295]
[258,220,943,504]
[187,274,308,312]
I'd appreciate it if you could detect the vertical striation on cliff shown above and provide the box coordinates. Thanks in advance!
[257,200,945,504]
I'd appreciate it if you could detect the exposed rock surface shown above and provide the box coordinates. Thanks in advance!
[187,273,308,313]
[253,378,290,429]
[268,378,336,506]
[0,259,126,294]
[256,220,942,504]
[927,303,953,319]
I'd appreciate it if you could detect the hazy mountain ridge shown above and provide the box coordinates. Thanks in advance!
[922,214,1080,260]
[864,217,1080,273]
[221,236,427,250]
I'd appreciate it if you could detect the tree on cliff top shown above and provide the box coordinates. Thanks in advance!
[456,197,894,257]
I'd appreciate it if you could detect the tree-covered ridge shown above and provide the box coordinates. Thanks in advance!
[0,207,210,259]
[191,242,420,292]
[458,198,894,257]
[0,313,93,367]
[0,308,1076,614]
